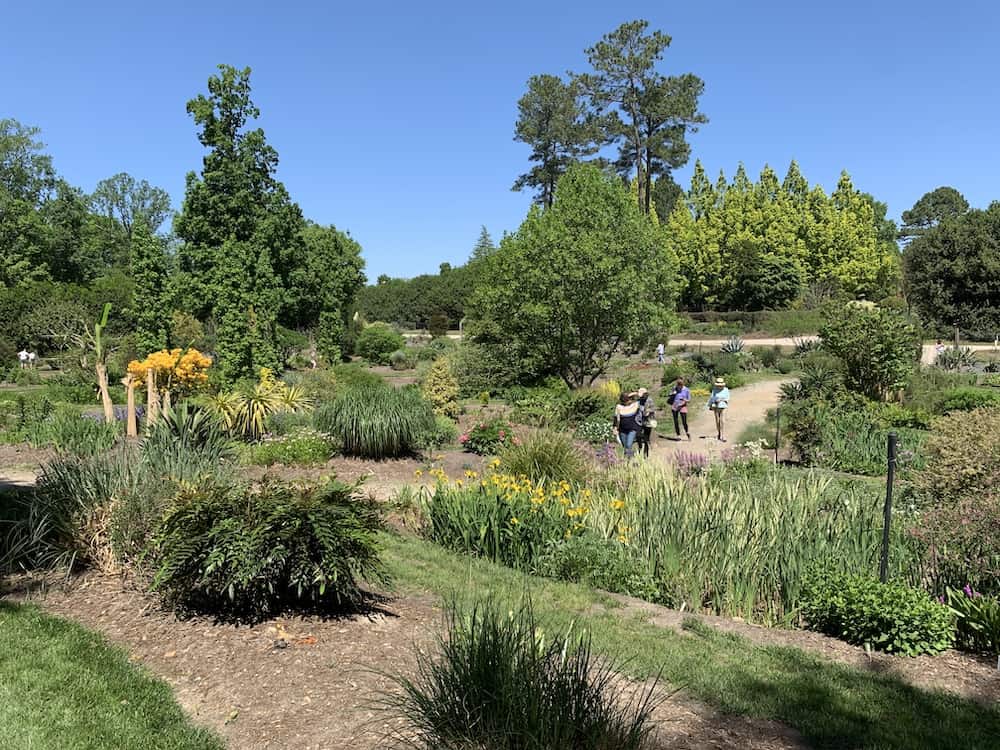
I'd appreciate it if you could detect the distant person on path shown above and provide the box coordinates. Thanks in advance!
[935,339,945,357]
[613,391,642,460]
[668,377,691,441]
[707,377,730,442]
[17,348,28,369]
[28,351,36,368]
[635,387,656,458]
[656,342,665,363]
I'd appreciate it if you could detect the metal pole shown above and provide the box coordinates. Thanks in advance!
[879,431,898,583]
[774,407,781,464]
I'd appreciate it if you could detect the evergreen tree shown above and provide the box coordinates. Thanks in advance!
[130,221,169,354]
[471,226,496,261]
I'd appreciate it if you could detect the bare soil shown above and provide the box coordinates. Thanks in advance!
[4,573,804,750]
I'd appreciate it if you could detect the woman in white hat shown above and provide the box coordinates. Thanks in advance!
[707,377,730,442]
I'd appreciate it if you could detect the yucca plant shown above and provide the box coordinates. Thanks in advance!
[793,337,822,356]
[315,383,435,458]
[720,335,745,354]
[383,597,660,750]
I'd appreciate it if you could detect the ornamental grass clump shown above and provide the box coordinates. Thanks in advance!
[148,480,387,621]
[499,430,589,485]
[315,383,435,458]
[383,597,660,750]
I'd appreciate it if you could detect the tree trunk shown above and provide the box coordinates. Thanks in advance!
[146,368,160,428]
[95,362,114,424]
[121,374,137,438]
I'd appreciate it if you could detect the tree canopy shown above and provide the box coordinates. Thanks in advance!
[664,160,899,309]
[900,187,970,243]
[469,163,676,387]
[903,202,1000,337]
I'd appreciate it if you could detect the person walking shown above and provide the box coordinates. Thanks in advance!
[635,387,656,458]
[668,377,691,440]
[656,342,665,364]
[17,348,28,370]
[707,377,730,442]
[613,391,642,460]
[27,351,36,369]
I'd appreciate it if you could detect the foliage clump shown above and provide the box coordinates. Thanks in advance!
[800,570,954,656]
[147,480,387,621]
[356,322,405,365]
[385,597,660,750]
[315,383,435,458]
[499,430,589,485]
[421,357,460,418]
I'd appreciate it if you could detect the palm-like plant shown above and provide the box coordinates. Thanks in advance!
[720,336,745,354]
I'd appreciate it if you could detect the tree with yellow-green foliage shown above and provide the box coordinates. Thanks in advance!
[666,160,899,310]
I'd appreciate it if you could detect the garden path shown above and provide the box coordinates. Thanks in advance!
[650,377,789,461]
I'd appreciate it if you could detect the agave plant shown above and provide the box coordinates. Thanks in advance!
[235,384,285,442]
[198,390,244,433]
[276,384,315,414]
[720,336,745,355]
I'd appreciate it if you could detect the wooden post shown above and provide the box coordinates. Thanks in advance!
[96,362,114,424]
[146,368,160,428]
[121,374,137,438]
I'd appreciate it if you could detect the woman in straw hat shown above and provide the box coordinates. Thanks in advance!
[707,377,730,442]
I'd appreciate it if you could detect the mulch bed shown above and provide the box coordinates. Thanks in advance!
[4,574,805,750]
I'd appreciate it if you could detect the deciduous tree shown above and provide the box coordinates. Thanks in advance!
[469,163,675,387]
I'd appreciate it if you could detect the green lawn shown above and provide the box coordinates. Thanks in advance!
[0,601,222,750]
[382,533,1000,750]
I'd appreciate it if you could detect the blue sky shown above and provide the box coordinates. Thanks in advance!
[3,1,996,280]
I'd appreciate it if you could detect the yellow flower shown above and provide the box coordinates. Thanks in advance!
[510,517,520,525]
[611,499,625,511]
[455,479,464,488]
[414,469,424,478]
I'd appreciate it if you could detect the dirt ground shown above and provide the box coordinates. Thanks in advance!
[4,573,804,750]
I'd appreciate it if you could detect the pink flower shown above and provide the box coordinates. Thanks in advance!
[459,434,469,443]
[499,430,506,439]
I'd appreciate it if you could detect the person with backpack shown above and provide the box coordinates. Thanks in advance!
[667,377,691,440]
[613,391,642,459]
[635,387,656,458]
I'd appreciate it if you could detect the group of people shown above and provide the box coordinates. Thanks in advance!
[612,377,731,458]
[17,349,38,369]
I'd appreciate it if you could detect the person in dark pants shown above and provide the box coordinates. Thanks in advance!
[613,391,642,459]
[669,377,691,440]
[635,387,656,458]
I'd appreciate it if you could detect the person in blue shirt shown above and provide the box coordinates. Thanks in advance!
[707,377,730,442]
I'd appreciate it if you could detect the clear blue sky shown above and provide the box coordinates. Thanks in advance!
[3,1,996,280]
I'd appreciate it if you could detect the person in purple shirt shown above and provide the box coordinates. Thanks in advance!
[668,377,691,440]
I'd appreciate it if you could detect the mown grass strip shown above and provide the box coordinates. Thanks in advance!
[382,533,1000,750]
[0,601,222,750]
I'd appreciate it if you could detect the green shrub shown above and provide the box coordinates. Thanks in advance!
[242,428,334,466]
[534,534,660,602]
[574,413,616,445]
[869,402,933,431]
[750,345,782,369]
[385,598,660,750]
[315,383,435,458]
[562,388,615,423]
[946,586,1000,655]
[422,357,460,418]
[389,348,417,371]
[911,407,1000,506]
[356,322,405,365]
[935,346,978,372]
[905,368,978,414]
[908,495,1000,598]
[148,481,387,621]
[940,387,1000,413]
[508,385,568,427]
[800,570,954,656]
[499,430,589,485]
[414,414,458,451]
[660,358,698,385]
[460,417,517,455]
[450,342,524,398]
[775,357,797,374]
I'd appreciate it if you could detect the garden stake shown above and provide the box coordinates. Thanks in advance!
[879,431,897,583]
